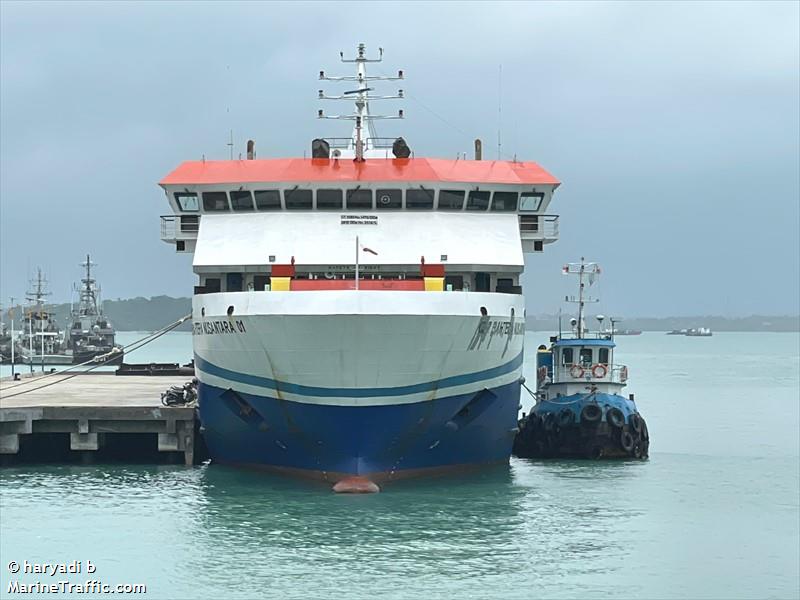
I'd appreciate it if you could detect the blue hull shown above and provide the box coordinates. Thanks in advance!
[197,380,521,479]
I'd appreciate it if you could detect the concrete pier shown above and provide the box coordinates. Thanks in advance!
[0,373,197,465]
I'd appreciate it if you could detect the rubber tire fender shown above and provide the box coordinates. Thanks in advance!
[580,404,602,424]
[606,407,625,429]
[620,430,635,452]
[558,408,574,427]
[630,413,643,433]
[543,412,557,432]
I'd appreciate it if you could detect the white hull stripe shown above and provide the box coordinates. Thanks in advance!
[194,352,523,399]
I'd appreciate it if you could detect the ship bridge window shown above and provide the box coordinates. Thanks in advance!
[599,347,610,364]
[520,192,544,212]
[317,189,343,209]
[579,348,593,366]
[561,347,574,365]
[406,188,434,209]
[230,190,254,211]
[346,189,373,209]
[439,190,465,210]
[254,190,281,210]
[285,189,312,210]
[466,191,490,211]
[175,192,199,212]
[376,189,402,209]
[491,191,519,212]
[202,192,230,212]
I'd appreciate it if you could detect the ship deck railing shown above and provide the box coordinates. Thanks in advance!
[160,215,199,242]
[519,214,558,238]
[323,137,396,149]
[549,363,629,385]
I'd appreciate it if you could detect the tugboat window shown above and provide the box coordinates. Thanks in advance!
[346,189,373,209]
[376,189,402,209]
[284,189,313,210]
[466,191,490,211]
[519,192,544,212]
[579,348,593,366]
[254,190,281,210]
[491,191,519,211]
[439,190,465,210]
[175,193,199,212]
[317,189,343,209]
[599,348,610,364]
[562,348,574,365]
[406,188,434,209]
[202,192,230,212]
[230,190,254,211]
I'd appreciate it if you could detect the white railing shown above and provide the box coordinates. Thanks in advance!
[550,362,628,385]
[160,215,199,242]
[519,214,559,241]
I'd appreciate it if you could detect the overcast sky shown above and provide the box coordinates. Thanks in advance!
[1,1,798,317]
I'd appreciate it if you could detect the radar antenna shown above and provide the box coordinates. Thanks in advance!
[318,43,405,162]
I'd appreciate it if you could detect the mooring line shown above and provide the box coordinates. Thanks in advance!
[0,314,192,398]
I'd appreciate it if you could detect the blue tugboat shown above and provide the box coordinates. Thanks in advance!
[513,258,649,459]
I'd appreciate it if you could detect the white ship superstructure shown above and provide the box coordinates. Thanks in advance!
[158,45,561,486]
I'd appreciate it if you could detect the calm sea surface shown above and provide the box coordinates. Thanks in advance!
[1,332,798,599]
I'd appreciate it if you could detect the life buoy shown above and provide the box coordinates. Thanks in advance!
[569,364,584,378]
[620,366,629,382]
[591,364,608,378]
[324,272,335,279]
[606,407,625,428]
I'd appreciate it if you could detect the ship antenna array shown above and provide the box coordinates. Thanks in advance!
[26,269,50,309]
[318,43,405,162]
[563,257,601,338]
[76,254,100,316]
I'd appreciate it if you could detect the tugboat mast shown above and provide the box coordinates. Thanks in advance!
[563,257,600,338]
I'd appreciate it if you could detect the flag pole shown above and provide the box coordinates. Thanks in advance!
[355,235,359,290]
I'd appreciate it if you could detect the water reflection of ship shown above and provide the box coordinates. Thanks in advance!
[66,255,124,365]
[195,463,521,554]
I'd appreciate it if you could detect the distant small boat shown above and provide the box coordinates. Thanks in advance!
[685,327,712,337]
[666,328,712,337]
[602,328,642,336]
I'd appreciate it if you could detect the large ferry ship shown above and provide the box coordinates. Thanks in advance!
[158,45,561,488]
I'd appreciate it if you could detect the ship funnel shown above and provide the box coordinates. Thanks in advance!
[311,138,331,159]
[246,140,255,160]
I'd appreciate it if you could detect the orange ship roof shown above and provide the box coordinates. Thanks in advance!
[159,157,559,187]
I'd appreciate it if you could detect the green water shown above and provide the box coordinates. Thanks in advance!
[1,333,798,599]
